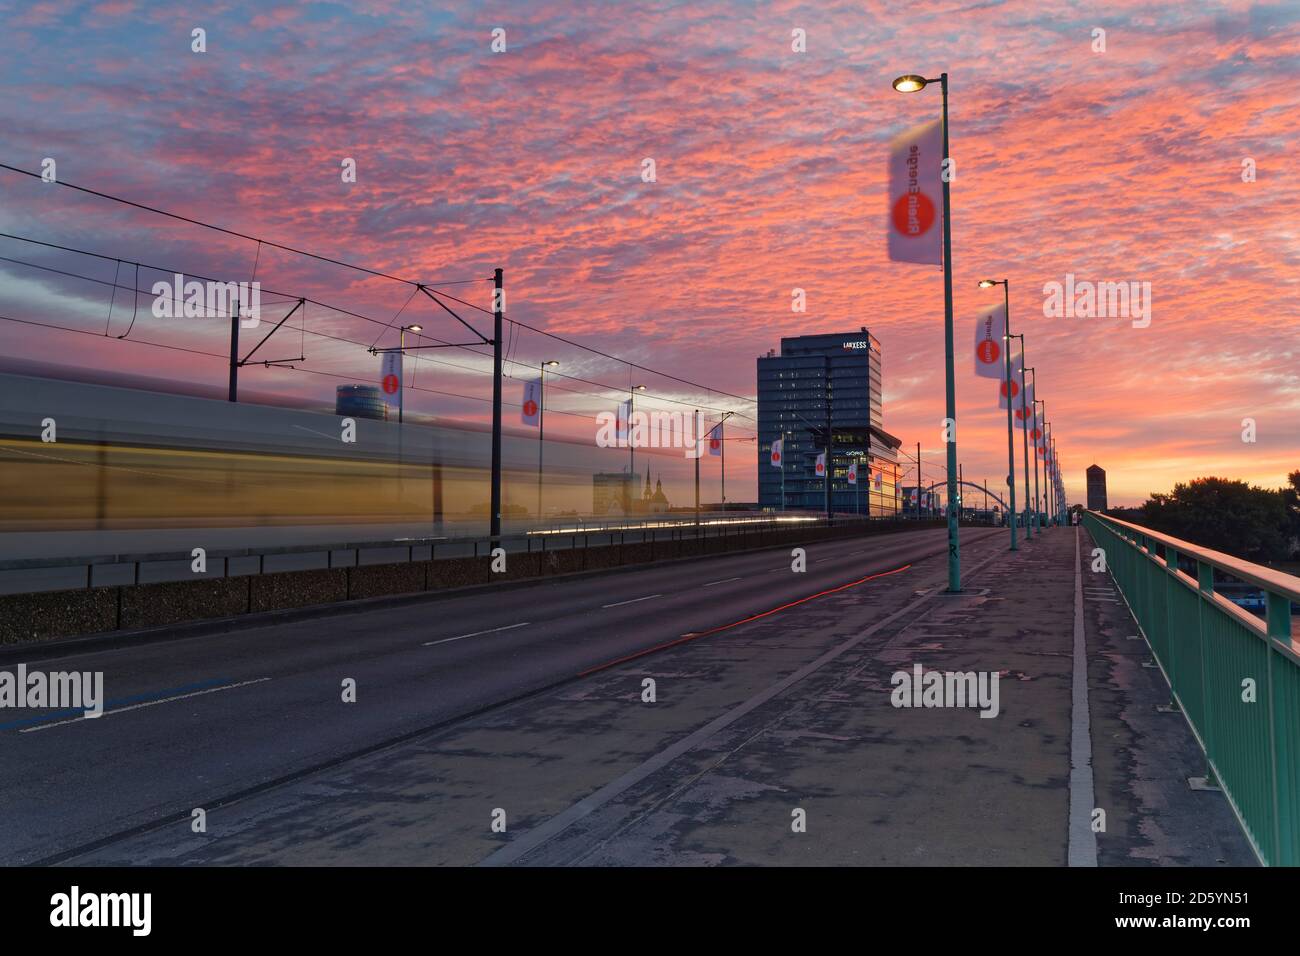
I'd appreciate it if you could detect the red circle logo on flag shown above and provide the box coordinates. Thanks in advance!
[1000,379,1019,398]
[976,339,1000,365]
[382,374,399,394]
[816,462,825,475]
[710,438,720,450]
[892,190,936,237]
[772,451,781,463]
[523,399,537,417]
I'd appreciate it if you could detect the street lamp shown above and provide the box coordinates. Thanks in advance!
[979,279,1017,551]
[1034,397,1045,530]
[397,323,423,424]
[892,75,928,93]
[629,384,647,503]
[1010,342,1032,538]
[896,71,960,591]
[537,360,559,522]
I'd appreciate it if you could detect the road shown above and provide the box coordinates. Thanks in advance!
[0,524,996,865]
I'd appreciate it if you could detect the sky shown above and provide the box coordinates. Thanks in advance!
[1,0,1297,507]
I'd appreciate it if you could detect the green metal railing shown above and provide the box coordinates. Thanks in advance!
[1082,511,1300,866]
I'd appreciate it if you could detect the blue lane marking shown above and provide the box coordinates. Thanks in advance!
[0,677,233,731]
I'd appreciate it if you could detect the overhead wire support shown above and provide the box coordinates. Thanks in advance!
[239,298,306,368]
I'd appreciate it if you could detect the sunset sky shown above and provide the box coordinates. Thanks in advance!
[1,0,1297,507]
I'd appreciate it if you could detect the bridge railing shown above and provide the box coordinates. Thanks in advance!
[1082,510,1300,866]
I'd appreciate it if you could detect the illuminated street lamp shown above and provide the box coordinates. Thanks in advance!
[895,70,961,591]
[979,278,1017,551]
[397,323,423,424]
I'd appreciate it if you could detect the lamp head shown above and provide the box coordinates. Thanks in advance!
[893,74,928,93]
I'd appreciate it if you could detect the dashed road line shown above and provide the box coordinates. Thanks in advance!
[424,622,530,646]
[19,677,272,734]
[601,594,661,609]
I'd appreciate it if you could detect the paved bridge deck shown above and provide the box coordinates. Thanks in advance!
[45,524,1253,866]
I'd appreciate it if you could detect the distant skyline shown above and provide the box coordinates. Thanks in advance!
[2,0,1297,507]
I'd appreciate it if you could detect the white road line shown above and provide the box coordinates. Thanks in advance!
[601,594,661,609]
[19,677,272,734]
[423,622,531,646]
[701,577,742,588]
[1068,523,1099,866]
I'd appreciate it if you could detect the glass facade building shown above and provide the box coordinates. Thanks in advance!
[757,332,902,514]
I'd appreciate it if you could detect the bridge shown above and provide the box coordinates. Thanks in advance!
[1,509,1291,867]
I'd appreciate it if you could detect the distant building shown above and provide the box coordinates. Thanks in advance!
[634,469,671,514]
[1086,464,1107,511]
[757,331,901,513]
[593,472,633,515]
[592,469,671,515]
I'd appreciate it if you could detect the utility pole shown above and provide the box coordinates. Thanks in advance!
[916,441,921,520]
[227,298,240,402]
[490,268,503,543]
[694,409,701,534]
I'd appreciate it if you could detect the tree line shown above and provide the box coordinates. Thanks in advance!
[1102,472,1300,565]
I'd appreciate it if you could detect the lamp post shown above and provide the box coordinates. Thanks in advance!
[895,71,960,591]
[397,323,423,424]
[1034,400,1045,528]
[629,384,646,507]
[1031,393,1043,532]
[537,360,559,522]
[980,278,1016,550]
[1012,345,1032,538]
[713,410,735,513]
[396,323,423,505]
[1040,421,1050,522]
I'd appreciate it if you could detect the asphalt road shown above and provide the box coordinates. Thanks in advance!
[0,524,996,865]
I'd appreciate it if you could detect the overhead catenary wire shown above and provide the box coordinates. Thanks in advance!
[0,239,758,430]
[0,229,757,418]
[0,163,760,403]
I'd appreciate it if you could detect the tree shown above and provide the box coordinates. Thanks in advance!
[1139,477,1289,562]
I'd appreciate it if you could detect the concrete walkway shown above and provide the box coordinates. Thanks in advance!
[65,524,1255,865]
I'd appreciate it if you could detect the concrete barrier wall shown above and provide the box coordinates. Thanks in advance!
[0,520,945,644]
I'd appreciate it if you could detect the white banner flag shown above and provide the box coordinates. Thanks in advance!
[973,302,1008,380]
[770,438,784,469]
[815,452,827,477]
[847,461,857,485]
[380,351,401,399]
[617,400,631,444]
[521,378,541,426]
[1012,385,1036,427]
[708,422,723,457]
[874,469,883,490]
[887,119,943,265]
[997,365,1028,409]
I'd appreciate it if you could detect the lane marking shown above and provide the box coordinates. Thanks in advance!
[484,549,1006,867]
[1068,523,1099,866]
[701,577,742,588]
[578,563,913,679]
[19,677,272,734]
[601,594,660,609]
[424,622,531,646]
